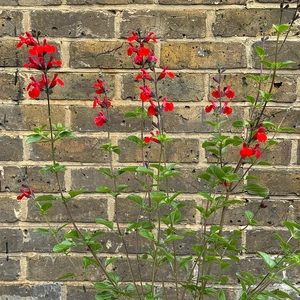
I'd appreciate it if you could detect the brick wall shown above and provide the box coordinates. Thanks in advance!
[0,0,299,299]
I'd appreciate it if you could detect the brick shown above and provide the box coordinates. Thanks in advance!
[0,105,65,131]
[0,136,23,161]
[30,10,114,38]
[207,199,291,226]
[163,105,243,133]
[27,197,108,222]
[0,0,18,4]
[121,72,205,102]
[253,41,300,69]
[118,138,199,163]
[67,285,96,300]
[19,0,62,4]
[213,9,294,37]
[29,137,110,163]
[0,284,62,299]
[67,0,152,3]
[120,10,206,39]
[159,0,246,4]
[70,105,152,132]
[215,73,297,103]
[71,167,148,193]
[1,166,65,193]
[246,228,288,254]
[206,139,292,165]
[0,257,20,280]
[0,228,23,253]
[161,42,247,69]
[0,196,20,222]
[50,73,115,100]
[0,11,23,37]
[297,139,300,164]
[0,73,24,101]
[27,255,106,281]
[70,41,133,69]
[249,169,300,195]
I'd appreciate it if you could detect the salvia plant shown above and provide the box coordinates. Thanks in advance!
[15,2,300,300]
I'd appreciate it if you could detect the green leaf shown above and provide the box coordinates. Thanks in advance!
[118,166,138,175]
[54,272,75,282]
[126,194,144,207]
[136,166,154,176]
[59,131,76,139]
[218,289,226,300]
[40,202,52,214]
[246,95,256,104]
[244,183,269,197]
[257,251,276,269]
[95,218,114,230]
[105,257,118,267]
[220,262,231,270]
[139,229,155,242]
[97,168,114,178]
[32,228,50,235]
[245,210,257,225]
[107,272,119,284]
[150,191,167,203]
[96,186,112,193]
[256,161,272,166]
[260,60,272,68]
[273,290,293,299]
[164,234,184,243]
[82,256,98,268]
[53,240,75,253]
[35,195,57,201]
[273,24,290,33]
[208,165,225,182]
[198,192,214,202]
[94,282,114,290]
[232,120,244,128]
[64,230,79,239]
[117,184,128,193]
[255,46,266,58]
[95,292,114,300]
[126,135,145,146]
[68,189,87,198]
[26,134,43,144]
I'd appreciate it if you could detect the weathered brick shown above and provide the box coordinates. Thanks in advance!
[29,137,110,163]
[30,10,114,38]
[67,0,152,3]
[215,73,297,103]
[27,255,106,281]
[246,228,288,254]
[70,105,152,132]
[0,284,62,299]
[70,41,133,69]
[120,10,206,39]
[253,41,300,69]
[0,228,23,253]
[0,257,20,280]
[0,11,23,37]
[0,196,20,222]
[207,199,291,226]
[71,167,148,193]
[119,138,199,163]
[1,166,65,193]
[67,285,96,300]
[0,73,24,101]
[121,72,205,102]
[19,0,62,4]
[213,9,295,37]
[159,0,246,4]
[249,169,300,195]
[0,136,23,161]
[0,0,18,4]
[27,197,108,222]
[161,42,247,69]
[297,139,300,164]
[50,73,115,100]
[205,139,292,165]
[163,105,243,133]
[0,105,65,131]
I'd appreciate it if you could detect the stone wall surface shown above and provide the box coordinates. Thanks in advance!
[0,0,299,299]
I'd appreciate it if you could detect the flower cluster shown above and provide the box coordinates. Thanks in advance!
[16,31,63,99]
[92,78,111,127]
[205,85,234,115]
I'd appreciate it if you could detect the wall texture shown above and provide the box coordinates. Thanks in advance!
[0,0,300,299]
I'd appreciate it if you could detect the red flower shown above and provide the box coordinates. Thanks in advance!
[223,101,232,115]
[158,66,175,80]
[137,43,151,57]
[205,100,217,113]
[148,99,157,116]
[16,32,37,48]
[127,42,138,56]
[47,56,62,70]
[144,32,156,43]
[94,79,105,94]
[94,111,107,127]
[93,95,111,108]
[225,85,235,98]
[240,143,260,159]
[140,85,153,102]
[147,51,157,64]
[29,39,56,56]
[135,68,152,81]
[162,96,174,112]
[144,131,160,144]
[27,76,42,98]
[17,187,34,200]
[254,127,267,142]
[212,88,223,99]
[49,73,64,88]
[127,31,139,42]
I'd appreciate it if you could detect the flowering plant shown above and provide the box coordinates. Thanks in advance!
[15,5,300,299]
